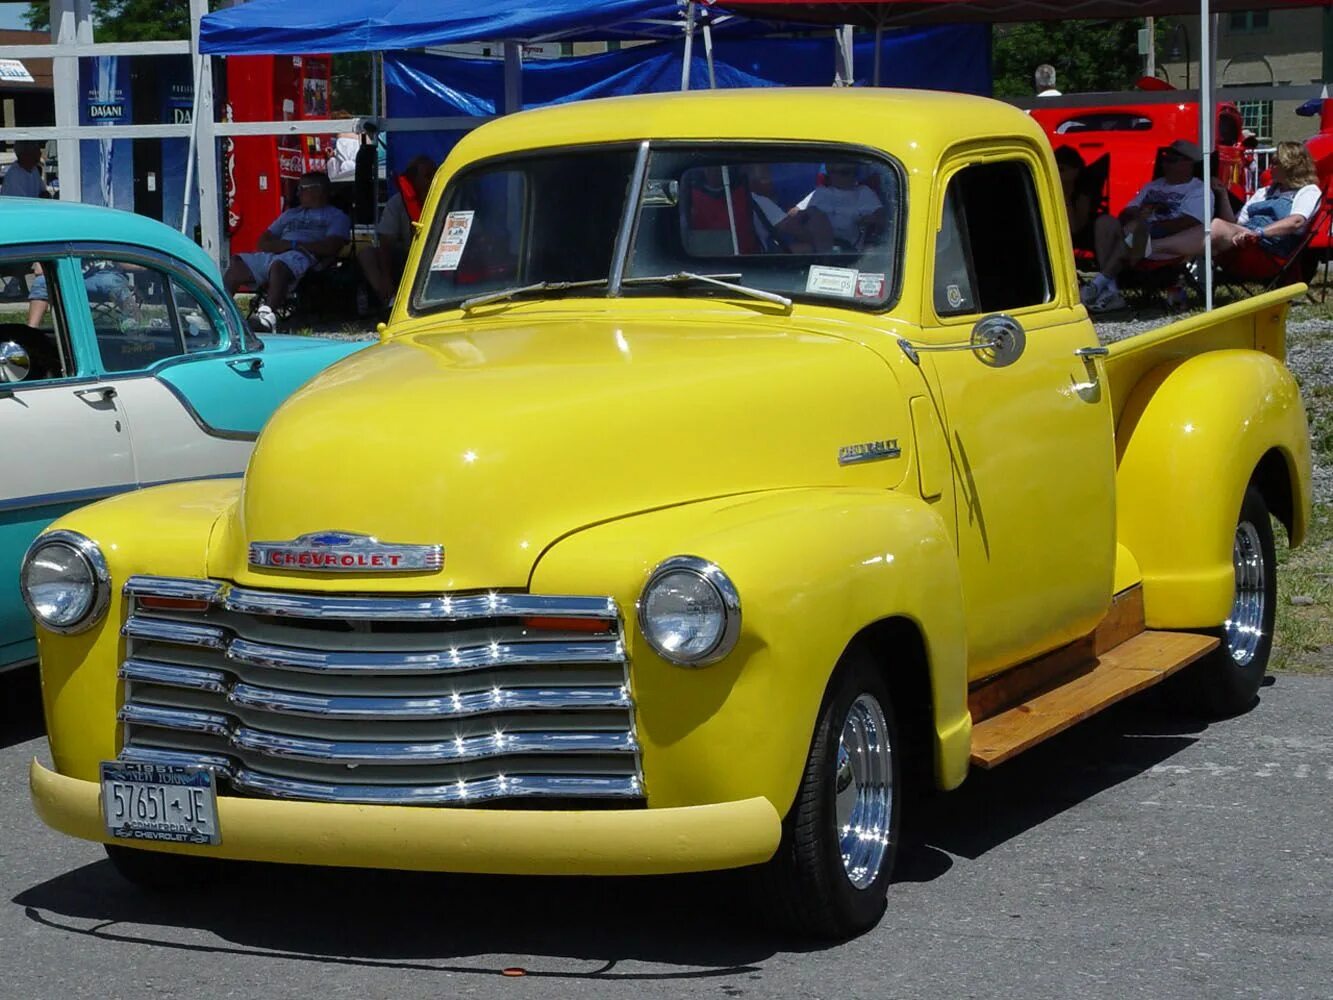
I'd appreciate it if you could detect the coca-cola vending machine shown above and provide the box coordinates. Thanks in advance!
[224,54,333,255]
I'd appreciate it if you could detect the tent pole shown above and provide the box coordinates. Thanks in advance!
[189,0,221,266]
[721,166,740,255]
[1201,0,1214,310]
[503,41,522,114]
[180,49,206,234]
[681,0,695,91]
[834,25,854,87]
[873,23,883,87]
[703,21,716,89]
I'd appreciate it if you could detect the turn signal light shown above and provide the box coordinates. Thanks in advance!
[138,595,211,612]
[522,616,613,634]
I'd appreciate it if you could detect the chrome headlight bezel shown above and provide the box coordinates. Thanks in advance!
[636,555,741,667]
[20,529,111,635]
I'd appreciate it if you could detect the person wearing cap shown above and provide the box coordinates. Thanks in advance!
[1,140,49,198]
[1082,138,1234,312]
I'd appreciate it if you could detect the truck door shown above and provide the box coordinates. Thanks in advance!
[918,147,1117,681]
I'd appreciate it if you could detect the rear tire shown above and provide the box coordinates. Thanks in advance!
[754,649,904,940]
[104,843,224,892]
[1174,485,1277,718]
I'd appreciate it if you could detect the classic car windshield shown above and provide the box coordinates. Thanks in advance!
[413,143,902,312]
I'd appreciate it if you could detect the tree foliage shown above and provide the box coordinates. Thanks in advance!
[992,19,1178,99]
[25,0,195,41]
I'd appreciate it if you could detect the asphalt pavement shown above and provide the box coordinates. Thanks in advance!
[1,663,1330,1000]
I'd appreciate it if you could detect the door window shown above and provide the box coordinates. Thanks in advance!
[933,160,1052,318]
[0,255,75,383]
[78,258,224,373]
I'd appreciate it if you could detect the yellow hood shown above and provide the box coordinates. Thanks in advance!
[210,315,910,591]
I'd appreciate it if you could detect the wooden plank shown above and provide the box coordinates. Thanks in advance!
[969,630,1219,768]
[968,585,1147,724]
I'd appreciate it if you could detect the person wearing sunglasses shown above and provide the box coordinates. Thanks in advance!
[222,170,351,331]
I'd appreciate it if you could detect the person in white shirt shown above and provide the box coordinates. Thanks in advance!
[1,141,48,198]
[1082,139,1234,312]
[1035,64,1061,98]
[1209,140,1323,257]
[785,162,885,250]
[222,171,350,331]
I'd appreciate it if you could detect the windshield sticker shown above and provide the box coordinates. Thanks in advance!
[806,265,858,298]
[431,211,475,271]
[855,272,886,300]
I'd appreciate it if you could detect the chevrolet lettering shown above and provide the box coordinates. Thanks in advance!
[247,532,444,572]
[25,89,1312,941]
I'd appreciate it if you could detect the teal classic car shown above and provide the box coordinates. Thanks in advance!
[0,198,368,673]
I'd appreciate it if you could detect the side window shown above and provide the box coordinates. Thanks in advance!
[933,160,1052,317]
[79,259,221,373]
[0,256,75,382]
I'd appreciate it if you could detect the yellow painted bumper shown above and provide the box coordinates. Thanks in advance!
[30,760,782,876]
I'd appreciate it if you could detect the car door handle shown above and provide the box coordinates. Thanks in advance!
[73,385,117,401]
[227,357,264,373]
[1075,346,1110,359]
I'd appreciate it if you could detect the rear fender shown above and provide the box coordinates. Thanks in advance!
[529,488,970,818]
[1115,349,1311,628]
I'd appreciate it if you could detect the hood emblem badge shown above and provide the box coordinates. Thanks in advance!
[249,531,444,572]
[838,439,901,466]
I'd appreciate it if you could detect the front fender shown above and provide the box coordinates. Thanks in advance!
[529,488,970,819]
[1116,349,1311,629]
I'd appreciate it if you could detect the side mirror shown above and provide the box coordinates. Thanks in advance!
[0,341,31,383]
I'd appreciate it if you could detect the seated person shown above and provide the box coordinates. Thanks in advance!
[783,161,885,251]
[1055,146,1119,259]
[1209,141,1322,258]
[222,171,350,331]
[26,260,137,328]
[685,166,763,255]
[1081,140,1232,312]
[357,154,436,309]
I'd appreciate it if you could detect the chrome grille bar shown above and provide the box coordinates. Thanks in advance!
[120,659,228,693]
[227,682,632,720]
[227,636,624,674]
[119,703,231,737]
[123,617,227,649]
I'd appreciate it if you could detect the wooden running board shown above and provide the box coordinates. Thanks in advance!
[968,587,1219,768]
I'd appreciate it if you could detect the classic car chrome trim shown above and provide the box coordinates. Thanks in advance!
[247,531,444,573]
[227,769,642,805]
[227,682,632,720]
[226,636,625,674]
[118,745,235,774]
[118,702,232,737]
[122,617,228,649]
[152,377,260,442]
[223,586,620,622]
[837,439,902,466]
[120,659,229,693]
[20,529,112,635]
[123,576,226,602]
[608,139,651,296]
[1,472,244,516]
[230,727,637,764]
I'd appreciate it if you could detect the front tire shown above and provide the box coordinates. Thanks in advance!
[1175,485,1277,717]
[104,843,224,892]
[755,649,903,939]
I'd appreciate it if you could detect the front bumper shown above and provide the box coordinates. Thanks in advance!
[30,760,782,875]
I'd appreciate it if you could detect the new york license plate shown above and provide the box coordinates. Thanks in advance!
[100,761,221,845]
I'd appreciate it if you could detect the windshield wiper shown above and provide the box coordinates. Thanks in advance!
[460,278,610,312]
[621,271,793,309]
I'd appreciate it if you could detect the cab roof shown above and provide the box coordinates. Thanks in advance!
[0,197,219,283]
[448,87,1046,174]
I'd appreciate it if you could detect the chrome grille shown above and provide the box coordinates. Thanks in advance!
[117,575,642,806]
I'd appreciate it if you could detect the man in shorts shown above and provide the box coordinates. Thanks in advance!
[223,171,350,331]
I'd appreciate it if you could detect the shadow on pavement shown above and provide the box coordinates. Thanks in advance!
[11,682,1221,974]
[0,664,44,750]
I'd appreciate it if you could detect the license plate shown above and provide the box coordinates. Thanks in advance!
[100,761,221,846]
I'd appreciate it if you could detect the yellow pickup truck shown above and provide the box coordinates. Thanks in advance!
[23,89,1311,939]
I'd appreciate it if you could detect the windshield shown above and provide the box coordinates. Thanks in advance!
[412,143,903,313]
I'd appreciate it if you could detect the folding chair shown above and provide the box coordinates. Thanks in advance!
[1216,194,1332,297]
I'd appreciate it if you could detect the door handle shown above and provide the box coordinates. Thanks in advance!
[1075,346,1110,359]
[73,385,117,401]
[227,357,264,373]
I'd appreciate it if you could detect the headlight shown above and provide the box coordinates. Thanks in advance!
[637,555,741,666]
[20,530,110,634]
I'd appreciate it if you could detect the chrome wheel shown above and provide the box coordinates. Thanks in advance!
[1225,520,1267,666]
[835,693,894,889]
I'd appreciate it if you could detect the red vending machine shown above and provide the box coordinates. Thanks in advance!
[224,54,333,255]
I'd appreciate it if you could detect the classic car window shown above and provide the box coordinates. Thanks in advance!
[78,258,220,373]
[1055,113,1153,133]
[0,255,74,382]
[628,148,900,308]
[932,160,1052,317]
[415,148,637,309]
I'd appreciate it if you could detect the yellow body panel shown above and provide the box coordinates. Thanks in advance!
[26,88,1312,875]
